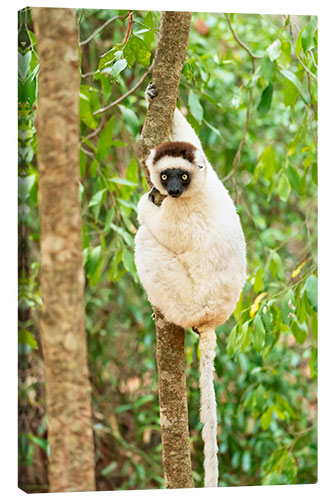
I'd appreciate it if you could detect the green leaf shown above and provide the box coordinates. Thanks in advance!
[279,40,291,68]
[98,43,124,70]
[261,56,275,82]
[142,11,155,49]
[291,319,307,344]
[109,177,137,187]
[286,164,301,194]
[88,189,106,207]
[302,18,318,52]
[188,90,204,123]
[281,289,295,326]
[252,314,266,353]
[97,116,115,161]
[126,159,139,183]
[101,462,117,477]
[309,347,317,378]
[277,173,291,202]
[254,384,266,411]
[18,74,37,109]
[268,250,284,280]
[119,105,140,137]
[261,406,274,430]
[241,450,251,472]
[18,175,36,203]
[87,245,102,277]
[295,25,306,58]
[266,39,281,61]
[18,51,32,81]
[305,275,318,311]
[79,93,98,129]
[118,198,137,211]
[27,433,48,453]
[254,269,264,293]
[18,329,38,349]
[110,223,134,246]
[283,79,299,107]
[255,145,276,181]
[112,58,127,79]
[122,248,137,276]
[123,35,151,68]
[279,68,304,94]
[257,83,273,116]
[226,325,238,357]
[239,321,251,352]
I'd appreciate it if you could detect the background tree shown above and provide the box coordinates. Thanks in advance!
[18,8,317,491]
[28,7,96,492]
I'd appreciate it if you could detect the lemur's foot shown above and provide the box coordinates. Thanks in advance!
[192,327,201,336]
[145,82,158,104]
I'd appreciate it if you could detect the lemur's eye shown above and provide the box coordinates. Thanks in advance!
[161,174,168,181]
[182,174,188,181]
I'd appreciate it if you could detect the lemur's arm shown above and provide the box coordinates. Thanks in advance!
[137,191,162,231]
[171,107,203,151]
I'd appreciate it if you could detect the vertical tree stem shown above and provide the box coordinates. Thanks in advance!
[31,7,96,492]
[138,11,194,489]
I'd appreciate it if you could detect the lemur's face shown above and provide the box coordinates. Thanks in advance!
[159,168,191,198]
[146,141,207,199]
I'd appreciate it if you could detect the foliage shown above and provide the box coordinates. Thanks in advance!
[18,8,317,491]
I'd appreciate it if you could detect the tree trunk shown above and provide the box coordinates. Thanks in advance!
[31,8,96,492]
[138,11,194,489]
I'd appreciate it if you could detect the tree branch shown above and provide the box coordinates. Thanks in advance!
[223,14,259,181]
[93,64,154,115]
[137,11,194,489]
[79,14,126,46]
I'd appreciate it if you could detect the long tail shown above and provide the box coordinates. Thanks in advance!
[199,326,218,488]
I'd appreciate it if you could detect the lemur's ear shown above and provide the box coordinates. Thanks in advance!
[146,149,156,170]
[194,149,205,169]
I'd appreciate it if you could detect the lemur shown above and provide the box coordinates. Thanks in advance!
[134,83,247,487]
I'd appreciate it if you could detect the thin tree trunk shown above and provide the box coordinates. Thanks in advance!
[31,8,96,492]
[138,11,194,489]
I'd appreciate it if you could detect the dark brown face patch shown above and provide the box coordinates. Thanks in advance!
[153,141,197,164]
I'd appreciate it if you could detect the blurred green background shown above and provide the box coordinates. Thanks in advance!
[18,9,317,491]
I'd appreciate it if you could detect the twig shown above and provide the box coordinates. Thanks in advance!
[124,11,133,45]
[80,116,105,145]
[309,49,318,70]
[93,63,154,115]
[296,54,318,81]
[223,14,259,181]
[79,14,126,46]
[224,14,262,61]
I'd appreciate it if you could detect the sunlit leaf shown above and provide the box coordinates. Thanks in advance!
[18,329,38,349]
[252,314,266,353]
[188,90,204,123]
[250,292,267,318]
[277,173,291,202]
[305,275,318,311]
[267,39,281,61]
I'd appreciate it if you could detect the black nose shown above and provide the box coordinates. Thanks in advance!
[168,188,181,197]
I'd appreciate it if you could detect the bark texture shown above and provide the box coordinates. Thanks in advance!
[138,11,194,489]
[31,8,96,492]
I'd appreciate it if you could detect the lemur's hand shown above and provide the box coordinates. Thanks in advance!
[148,186,165,207]
[145,82,158,106]
[148,186,158,203]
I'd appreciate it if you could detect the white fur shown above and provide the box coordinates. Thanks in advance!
[135,106,247,487]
